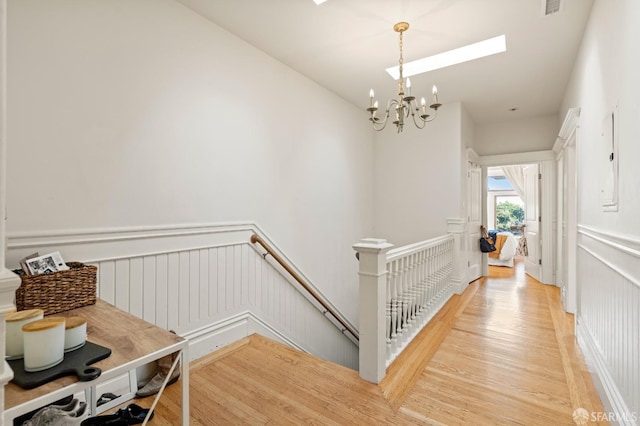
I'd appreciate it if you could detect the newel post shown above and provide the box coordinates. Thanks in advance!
[447,218,467,295]
[353,238,393,384]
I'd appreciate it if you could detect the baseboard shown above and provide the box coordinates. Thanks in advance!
[452,277,466,295]
[182,311,307,362]
[576,315,636,425]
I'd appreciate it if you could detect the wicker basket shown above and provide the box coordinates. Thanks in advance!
[15,262,97,315]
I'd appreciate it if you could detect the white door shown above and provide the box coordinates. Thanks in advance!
[524,164,541,281]
[467,164,482,282]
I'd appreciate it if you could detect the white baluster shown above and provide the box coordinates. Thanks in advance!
[389,259,399,358]
[385,261,393,360]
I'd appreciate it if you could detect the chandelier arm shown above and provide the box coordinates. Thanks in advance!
[371,112,390,131]
[408,105,428,129]
[411,110,427,129]
[423,108,438,122]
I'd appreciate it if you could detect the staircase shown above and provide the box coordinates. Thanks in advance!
[137,269,608,425]
[138,285,469,424]
[189,334,393,424]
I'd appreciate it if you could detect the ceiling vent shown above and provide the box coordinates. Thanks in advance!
[543,0,562,15]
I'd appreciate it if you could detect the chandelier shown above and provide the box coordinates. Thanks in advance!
[367,22,441,133]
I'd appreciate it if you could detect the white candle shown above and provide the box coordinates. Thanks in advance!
[369,89,374,107]
[432,85,439,104]
[23,317,66,372]
[64,316,87,352]
[5,309,44,359]
[421,97,427,115]
[406,78,411,96]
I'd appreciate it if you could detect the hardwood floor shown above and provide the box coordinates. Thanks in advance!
[136,258,607,425]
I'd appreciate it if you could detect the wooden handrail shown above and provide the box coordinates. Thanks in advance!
[250,234,359,341]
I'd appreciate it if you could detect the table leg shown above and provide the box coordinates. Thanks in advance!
[181,346,189,425]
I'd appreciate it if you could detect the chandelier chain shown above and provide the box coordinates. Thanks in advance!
[398,30,404,79]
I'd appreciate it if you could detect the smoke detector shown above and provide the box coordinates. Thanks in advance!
[543,0,563,16]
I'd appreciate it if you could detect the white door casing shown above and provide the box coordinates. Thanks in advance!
[467,163,482,282]
[563,136,577,313]
[524,164,541,281]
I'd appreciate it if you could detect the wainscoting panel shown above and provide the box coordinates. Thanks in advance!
[6,223,358,369]
[577,225,639,423]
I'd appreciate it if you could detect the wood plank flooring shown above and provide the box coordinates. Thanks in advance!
[136,258,607,425]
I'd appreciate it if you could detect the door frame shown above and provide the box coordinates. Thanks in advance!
[553,107,580,313]
[523,163,542,281]
[476,150,557,284]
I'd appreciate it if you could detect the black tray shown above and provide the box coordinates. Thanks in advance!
[8,341,111,389]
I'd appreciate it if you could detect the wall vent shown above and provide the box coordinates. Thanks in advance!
[543,0,562,15]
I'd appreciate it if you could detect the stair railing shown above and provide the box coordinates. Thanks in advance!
[354,220,464,383]
[250,234,359,342]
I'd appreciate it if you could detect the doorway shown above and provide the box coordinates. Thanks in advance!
[486,165,535,278]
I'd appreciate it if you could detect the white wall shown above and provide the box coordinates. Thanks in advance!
[560,0,640,419]
[475,114,559,156]
[561,0,640,236]
[6,0,374,325]
[373,102,464,247]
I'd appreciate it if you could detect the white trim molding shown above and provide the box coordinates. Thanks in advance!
[540,160,556,285]
[182,310,308,361]
[476,150,556,167]
[576,225,640,423]
[553,107,581,154]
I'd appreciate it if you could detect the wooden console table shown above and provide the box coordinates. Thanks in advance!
[4,300,189,424]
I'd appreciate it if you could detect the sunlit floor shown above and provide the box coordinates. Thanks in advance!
[138,253,607,424]
[488,254,526,280]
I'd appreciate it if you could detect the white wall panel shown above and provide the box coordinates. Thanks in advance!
[167,253,180,332]
[114,260,130,312]
[129,258,143,320]
[577,226,639,422]
[143,256,156,324]
[7,224,358,369]
[155,254,168,330]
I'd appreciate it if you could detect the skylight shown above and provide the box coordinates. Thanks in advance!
[386,34,507,80]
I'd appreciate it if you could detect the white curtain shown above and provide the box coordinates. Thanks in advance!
[501,165,526,199]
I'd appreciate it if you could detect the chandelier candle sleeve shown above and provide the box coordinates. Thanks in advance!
[433,85,439,104]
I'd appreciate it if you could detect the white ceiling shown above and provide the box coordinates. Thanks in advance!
[176,0,594,125]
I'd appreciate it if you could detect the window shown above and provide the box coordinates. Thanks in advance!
[495,195,524,232]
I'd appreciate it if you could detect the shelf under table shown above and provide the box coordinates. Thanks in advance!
[4,299,189,424]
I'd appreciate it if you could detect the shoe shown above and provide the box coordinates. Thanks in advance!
[49,399,81,413]
[135,352,180,398]
[80,404,152,426]
[97,393,121,406]
[22,400,89,426]
[115,404,154,424]
[14,396,74,425]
